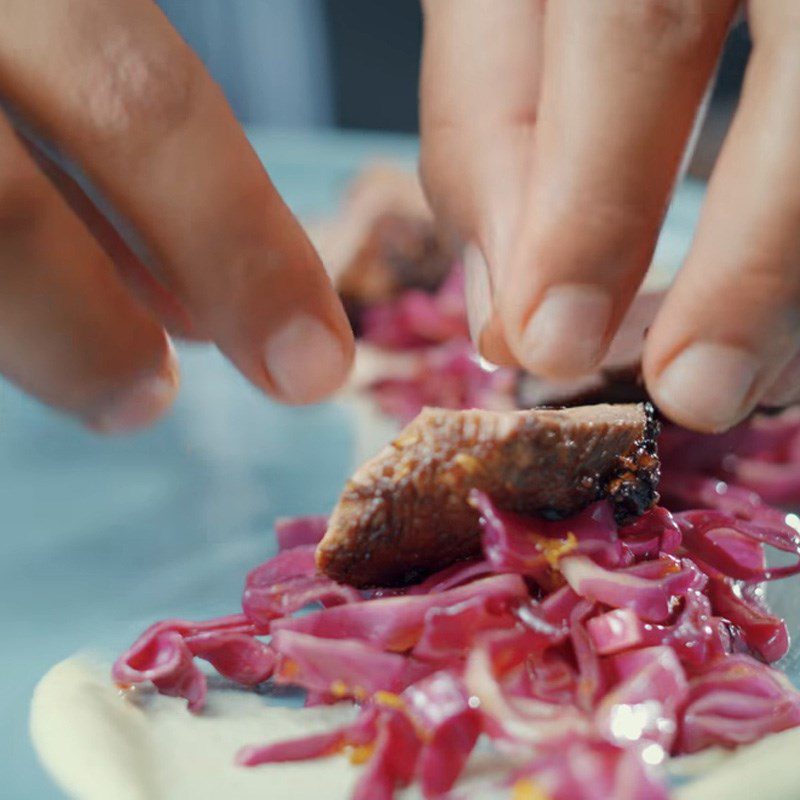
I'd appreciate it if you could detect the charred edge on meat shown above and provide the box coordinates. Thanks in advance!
[603,402,660,523]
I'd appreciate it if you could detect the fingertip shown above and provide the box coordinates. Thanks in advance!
[86,335,180,434]
[511,284,613,381]
[478,314,518,368]
[645,341,760,433]
[263,314,353,405]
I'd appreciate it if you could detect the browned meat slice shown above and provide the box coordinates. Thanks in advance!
[317,403,659,587]
[336,213,454,330]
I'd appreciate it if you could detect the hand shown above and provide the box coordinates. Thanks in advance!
[0,0,353,432]
[420,0,800,433]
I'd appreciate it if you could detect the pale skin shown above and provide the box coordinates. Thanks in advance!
[0,0,355,432]
[1,0,798,435]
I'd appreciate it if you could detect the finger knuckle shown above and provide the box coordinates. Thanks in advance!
[80,30,198,154]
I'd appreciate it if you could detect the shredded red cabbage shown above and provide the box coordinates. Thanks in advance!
[659,414,800,516]
[274,515,328,551]
[241,544,361,629]
[112,614,270,711]
[360,263,469,350]
[368,339,518,424]
[116,484,800,798]
[678,654,800,753]
[508,737,670,800]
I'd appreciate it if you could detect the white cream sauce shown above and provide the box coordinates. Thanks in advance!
[30,656,800,800]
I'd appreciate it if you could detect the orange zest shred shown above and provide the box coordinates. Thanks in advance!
[323,738,348,758]
[663,558,682,574]
[388,628,424,652]
[511,778,551,800]
[278,659,299,680]
[373,690,405,710]
[327,679,368,700]
[346,744,375,765]
[540,531,578,569]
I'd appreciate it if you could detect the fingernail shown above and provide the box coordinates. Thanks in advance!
[464,244,493,348]
[89,343,179,434]
[521,284,612,378]
[654,342,759,431]
[265,314,349,404]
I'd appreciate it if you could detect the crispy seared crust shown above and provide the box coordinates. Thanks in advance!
[317,403,660,587]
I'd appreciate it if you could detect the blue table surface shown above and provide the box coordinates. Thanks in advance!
[0,128,712,799]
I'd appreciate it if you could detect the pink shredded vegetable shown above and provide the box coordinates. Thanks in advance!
[368,339,518,424]
[353,256,518,421]
[115,483,800,799]
[360,263,469,350]
[274,515,328,551]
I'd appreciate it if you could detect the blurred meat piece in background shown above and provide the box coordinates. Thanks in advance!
[336,213,453,333]
[314,165,422,270]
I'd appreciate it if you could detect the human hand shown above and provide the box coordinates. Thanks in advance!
[0,0,353,432]
[420,0,800,433]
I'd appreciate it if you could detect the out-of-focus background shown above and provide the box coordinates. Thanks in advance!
[158,0,750,175]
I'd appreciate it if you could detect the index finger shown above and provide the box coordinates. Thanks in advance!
[0,0,353,404]
[497,0,735,380]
